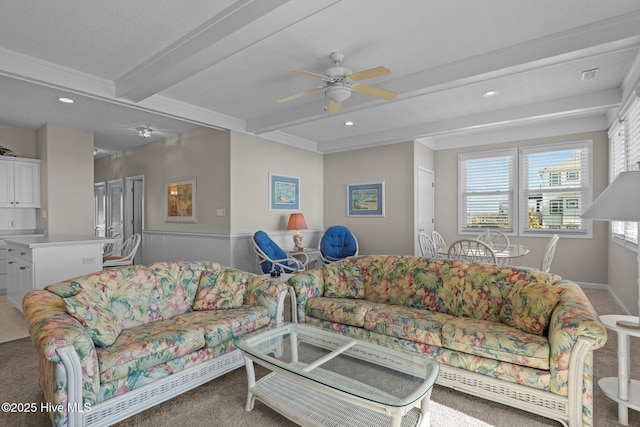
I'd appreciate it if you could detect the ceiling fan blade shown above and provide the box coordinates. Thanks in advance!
[328,100,341,114]
[348,66,391,81]
[353,84,397,101]
[278,86,324,103]
[292,70,331,81]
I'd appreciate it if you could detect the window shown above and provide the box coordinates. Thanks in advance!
[458,149,515,233]
[609,96,640,248]
[520,141,591,235]
[458,141,592,237]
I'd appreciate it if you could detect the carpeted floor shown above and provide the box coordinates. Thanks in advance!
[0,287,636,426]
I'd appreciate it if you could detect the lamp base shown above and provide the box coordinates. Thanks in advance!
[616,319,640,329]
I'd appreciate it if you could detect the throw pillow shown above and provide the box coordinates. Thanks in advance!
[500,281,565,335]
[64,292,123,348]
[323,263,364,299]
[193,270,246,310]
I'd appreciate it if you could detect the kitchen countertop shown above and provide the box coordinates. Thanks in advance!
[4,236,116,249]
[0,229,46,249]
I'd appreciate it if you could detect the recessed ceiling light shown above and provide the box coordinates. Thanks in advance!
[344,121,354,126]
[137,127,153,138]
[58,97,75,103]
[482,90,498,98]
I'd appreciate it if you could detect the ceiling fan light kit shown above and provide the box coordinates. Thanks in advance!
[279,52,397,114]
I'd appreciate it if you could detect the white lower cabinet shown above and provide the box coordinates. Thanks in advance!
[5,238,107,312]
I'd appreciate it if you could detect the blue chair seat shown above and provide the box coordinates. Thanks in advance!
[319,226,358,263]
[253,230,305,273]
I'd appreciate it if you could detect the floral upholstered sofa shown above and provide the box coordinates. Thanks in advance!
[22,261,287,427]
[288,255,607,427]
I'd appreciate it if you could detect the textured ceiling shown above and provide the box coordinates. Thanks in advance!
[0,0,639,156]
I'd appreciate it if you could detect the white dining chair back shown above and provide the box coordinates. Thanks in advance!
[540,234,560,273]
[418,232,438,258]
[476,228,510,252]
[431,231,446,253]
[447,239,497,264]
[103,234,141,268]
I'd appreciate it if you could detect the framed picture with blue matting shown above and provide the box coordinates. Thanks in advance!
[269,174,299,210]
[347,182,385,217]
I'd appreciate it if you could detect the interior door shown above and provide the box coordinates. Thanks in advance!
[125,175,144,264]
[94,182,106,237]
[106,179,123,238]
[417,167,435,254]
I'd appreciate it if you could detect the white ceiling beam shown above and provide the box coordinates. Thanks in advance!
[318,89,621,153]
[247,11,640,134]
[115,0,341,102]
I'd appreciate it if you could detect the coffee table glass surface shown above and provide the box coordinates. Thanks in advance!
[237,323,439,426]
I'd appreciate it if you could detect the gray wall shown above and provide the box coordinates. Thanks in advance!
[323,142,415,255]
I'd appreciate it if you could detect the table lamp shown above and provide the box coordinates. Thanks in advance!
[287,213,308,251]
[582,170,640,328]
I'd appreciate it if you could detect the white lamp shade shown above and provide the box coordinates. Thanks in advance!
[582,171,640,221]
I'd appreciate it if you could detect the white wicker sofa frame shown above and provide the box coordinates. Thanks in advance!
[23,261,287,427]
[288,255,607,427]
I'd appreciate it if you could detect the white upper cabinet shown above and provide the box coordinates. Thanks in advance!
[0,157,41,208]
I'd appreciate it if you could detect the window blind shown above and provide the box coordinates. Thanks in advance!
[459,149,515,232]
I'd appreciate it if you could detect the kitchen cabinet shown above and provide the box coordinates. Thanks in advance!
[6,236,115,312]
[0,157,41,208]
[0,246,6,295]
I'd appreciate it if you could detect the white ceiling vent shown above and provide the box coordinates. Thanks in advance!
[581,68,599,81]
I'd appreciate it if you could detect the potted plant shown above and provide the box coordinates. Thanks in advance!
[0,145,13,156]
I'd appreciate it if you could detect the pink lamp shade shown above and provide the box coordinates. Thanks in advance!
[287,213,308,250]
[286,213,308,230]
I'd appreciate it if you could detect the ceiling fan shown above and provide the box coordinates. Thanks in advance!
[278,52,397,114]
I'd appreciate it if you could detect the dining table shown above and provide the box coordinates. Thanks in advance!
[439,243,530,264]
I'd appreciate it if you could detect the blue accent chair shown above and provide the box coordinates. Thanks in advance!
[318,225,359,264]
[253,230,305,274]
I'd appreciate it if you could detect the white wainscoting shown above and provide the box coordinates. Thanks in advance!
[142,229,323,274]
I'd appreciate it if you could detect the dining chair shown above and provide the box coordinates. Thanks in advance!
[431,230,446,255]
[103,234,141,268]
[540,234,560,273]
[447,239,497,264]
[418,232,438,258]
[476,228,510,252]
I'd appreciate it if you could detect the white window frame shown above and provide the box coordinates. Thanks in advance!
[519,140,592,238]
[458,140,593,238]
[458,148,516,234]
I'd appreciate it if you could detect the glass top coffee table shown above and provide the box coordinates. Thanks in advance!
[237,323,439,427]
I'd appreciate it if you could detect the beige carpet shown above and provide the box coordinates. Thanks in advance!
[0,287,636,426]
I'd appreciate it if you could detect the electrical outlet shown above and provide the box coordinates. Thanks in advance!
[8,220,15,228]
[82,257,96,264]
[216,209,226,217]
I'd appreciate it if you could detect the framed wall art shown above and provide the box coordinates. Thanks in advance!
[269,174,299,210]
[165,177,197,223]
[347,182,385,217]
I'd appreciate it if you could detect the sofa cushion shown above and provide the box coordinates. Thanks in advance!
[172,307,271,348]
[323,263,364,299]
[364,305,458,347]
[149,261,220,319]
[352,255,400,303]
[306,297,385,328]
[96,318,206,383]
[57,266,162,347]
[454,263,517,321]
[389,257,462,314]
[501,281,565,335]
[442,318,551,370]
[64,297,123,348]
[193,269,246,310]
